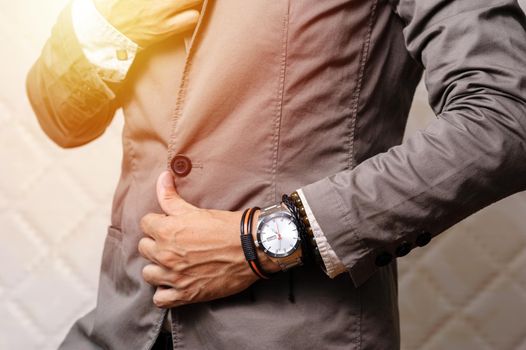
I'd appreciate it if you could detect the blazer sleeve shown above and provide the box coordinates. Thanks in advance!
[299,0,526,287]
[26,2,120,148]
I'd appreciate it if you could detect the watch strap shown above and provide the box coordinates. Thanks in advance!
[274,248,303,271]
[258,203,285,216]
[240,207,272,279]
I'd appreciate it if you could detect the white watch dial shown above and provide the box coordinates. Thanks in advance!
[258,213,300,258]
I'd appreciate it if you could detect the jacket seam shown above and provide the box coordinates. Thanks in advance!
[171,309,183,349]
[144,309,169,350]
[345,3,377,347]
[166,57,192,166]
[270,1,290,203]
[166,0,210,166]
[348,0,378,170]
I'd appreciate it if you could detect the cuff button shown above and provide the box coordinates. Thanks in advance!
[395,241,412,257]
[116,49,129,61]
[415,231,432,247]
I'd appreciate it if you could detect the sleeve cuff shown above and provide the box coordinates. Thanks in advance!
[296,189,347,278]
[71,0,138,82]
[299,177,377,287]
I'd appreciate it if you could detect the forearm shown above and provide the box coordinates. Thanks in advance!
[26,2,120,148]
[300,0,526,286]
[302,97,526,285]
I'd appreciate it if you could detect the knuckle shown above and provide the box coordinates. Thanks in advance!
[142,265,152,281]
[172,260,187,273]
[176,290,189,303]
[137,238,147,256]
[171,272,186,286]
[158,224,172,239]
[176,288,188,301]
[157,250,176,267]
[153,296,165,308]
[182,288,198,302]
[140,214,153,233]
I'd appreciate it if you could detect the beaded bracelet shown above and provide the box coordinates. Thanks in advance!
[286,191,325,270]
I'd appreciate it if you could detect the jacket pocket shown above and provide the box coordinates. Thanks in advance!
[107,225,123,242]
[100,226,125,287]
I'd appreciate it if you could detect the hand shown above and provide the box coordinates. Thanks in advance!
[138,171,280,308]
[93,0,203,47]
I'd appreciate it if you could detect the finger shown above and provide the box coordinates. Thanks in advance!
[138,238,179,269]
[142,263,175,287]
[164,9,201,36]
[156,171,195,216]
[140,212,167,240]
[153,286,186,308]
[138,237,159,263]
[170,0,203,12]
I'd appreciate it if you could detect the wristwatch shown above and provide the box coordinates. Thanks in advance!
[255,203,303,271]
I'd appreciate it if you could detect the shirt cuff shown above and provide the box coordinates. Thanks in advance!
[296,189,347,278]
[71,0,138,82]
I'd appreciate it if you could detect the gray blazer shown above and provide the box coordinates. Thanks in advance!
[26,0,526,349]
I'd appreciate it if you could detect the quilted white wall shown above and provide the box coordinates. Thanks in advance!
[0,1,525,349]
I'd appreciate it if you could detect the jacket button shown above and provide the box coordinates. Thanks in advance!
[395,241,412,257]
[415,231,432,247]
[375,252,393,267]
[170,155,192,177]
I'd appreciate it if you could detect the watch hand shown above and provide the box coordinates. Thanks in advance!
[275,222,282,240]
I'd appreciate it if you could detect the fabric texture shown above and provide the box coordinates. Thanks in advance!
[26,0,526,349]
[300,0,526,287]
[69,0,345,276]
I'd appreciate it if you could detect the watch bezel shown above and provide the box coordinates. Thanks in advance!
[256,211,301,259]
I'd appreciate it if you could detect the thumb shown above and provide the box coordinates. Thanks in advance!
[156,171,194,215]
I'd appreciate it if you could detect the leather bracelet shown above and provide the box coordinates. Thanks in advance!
[240,207,271,279]
[287,192,325,270]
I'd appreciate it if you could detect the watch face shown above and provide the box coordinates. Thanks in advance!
[257,211,300,258]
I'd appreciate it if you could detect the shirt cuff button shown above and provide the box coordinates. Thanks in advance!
[116,49,128,61]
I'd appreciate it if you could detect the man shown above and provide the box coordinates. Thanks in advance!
[27,0,526,349]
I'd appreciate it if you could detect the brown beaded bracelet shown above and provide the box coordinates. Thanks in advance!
[289,191,325,270]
